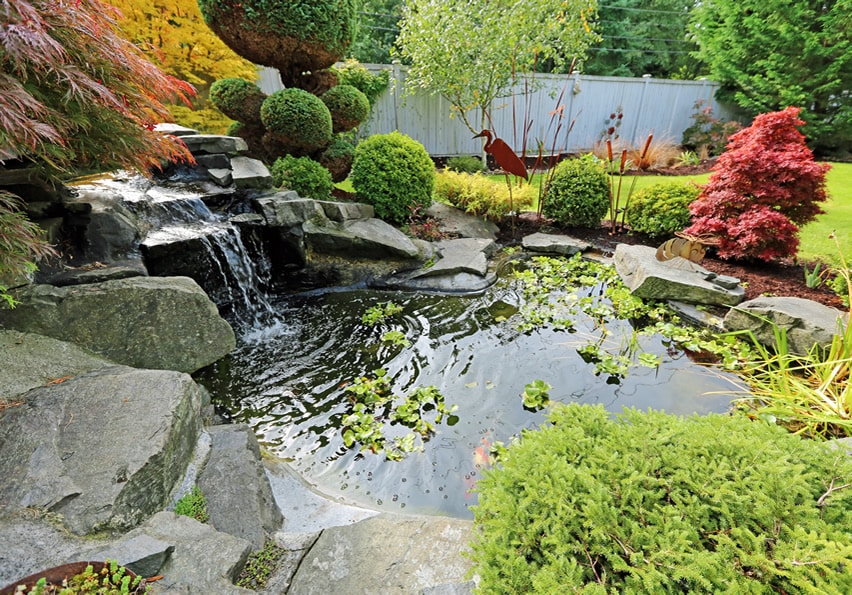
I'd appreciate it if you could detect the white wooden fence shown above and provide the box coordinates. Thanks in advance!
[258,64,734,157]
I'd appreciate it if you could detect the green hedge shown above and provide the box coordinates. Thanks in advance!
[626,181,702,238]
[471,403,852,593]
[543,155,609,227]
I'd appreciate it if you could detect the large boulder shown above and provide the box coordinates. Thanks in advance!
[304,218,423,260]
[724,296,849,355]
[0,276,235,373]
[0,366,203,535]
[287,514,474,595]
[614,244,744,306]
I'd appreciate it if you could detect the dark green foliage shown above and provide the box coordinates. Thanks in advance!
[237,540,285,589]
[542,155,609,227]
[626,181,701,238]
[350,132,435,224]
[209,78,266,125]
[681,100,742,157]
[471,403,852,593]
[332,59,391,107]
[225,121,243,137]
[348,0,403,64]
[197,0,355,87]
[260,88,333,153]
[270,155,334,200]
[173,486,209,523]
[691,0,852,157]
[319,137,356,183]
[0,191,56,307]
[321,84,370,133]
[445,155,485,174]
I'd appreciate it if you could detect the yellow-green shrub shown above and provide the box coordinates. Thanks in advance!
[433,170,535,221]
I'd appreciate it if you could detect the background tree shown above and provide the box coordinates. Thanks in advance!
[395,0,601,135]
[349,0,403,64]
[110,0,258,133]
[582,0,705,78]
[1,0,194,300]
[691,0,852,157]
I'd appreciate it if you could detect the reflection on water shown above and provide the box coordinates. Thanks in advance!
[196,282,739,518]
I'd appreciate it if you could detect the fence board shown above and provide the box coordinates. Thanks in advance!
[258,65,734,157]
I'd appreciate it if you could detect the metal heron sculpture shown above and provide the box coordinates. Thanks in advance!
[473,130,528,180]
[473,129,528,236]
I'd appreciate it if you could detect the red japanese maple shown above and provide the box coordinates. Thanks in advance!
[685,107,831,262]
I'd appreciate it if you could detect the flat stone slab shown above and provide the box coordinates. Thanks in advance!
[179,134,248,155]
[304,218,422,260]
[420,238,497,278]
[231,156,273,189]
[287,513,474,595]
[154,123,199,137]
[425,203,499,240]
[522,232,590,256]
[255,195,327,228]
[315,200,375,222]
[724,296,849,355]
[614,244,744,306]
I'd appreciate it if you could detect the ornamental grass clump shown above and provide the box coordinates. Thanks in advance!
[470,403,852,593]
[434,170,535,221]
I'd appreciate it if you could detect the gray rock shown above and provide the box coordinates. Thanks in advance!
[198,425,284,549]
[255,195,328,228]
[154,123,199,137]
[315,200,375,222]
[288,513,473,595]
[522,232,590,256]
[724,296,848,355]
[195,154,231,169]
[129,512,253,594]
[304,218,423,260]
[0,276,235,373]
[231,156,273,189]
[88,534,175,578]
[0,366,202,535]
[179,135,248,156]
[614,244,744,306]
[207,168,233,187]
[0,330,111,400]
[65,188,141,261]
[48,261,148,287]
[422,238,497,278]
[425,203,498,240]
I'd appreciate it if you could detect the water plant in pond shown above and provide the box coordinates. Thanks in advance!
[521,380,551,410]
[342,369,457,461]
[361,301,403,326]
[381,330,410,347]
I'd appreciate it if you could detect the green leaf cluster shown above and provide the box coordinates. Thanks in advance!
[351,132,435,224]
[543,155,610,228]
[319,137,356,183]
[209,78,266,125]
[470,403,852,593]
[332,59,391,107]
[434,170,536,221]
[321,84,371,134]
[361,301,404,326]
[626,181,702,239]
[260,89,333,153]
[173,485,209,523]
[237,540,285,590]
[521,379,552,410]
[270,155,334,201]
[341,369,457,461]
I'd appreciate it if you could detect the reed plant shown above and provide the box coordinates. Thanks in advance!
[733,235,852,439]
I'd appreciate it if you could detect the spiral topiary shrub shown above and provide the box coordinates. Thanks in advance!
[542,154,609,227]
[332,59,391,107]
[626,181,702,238]
[350,132,434,224]
[321,84,370,133]
[197,0,355,89]
[319,137,356,183]
[260,88,333,154]
[270,155,334,201]
[209,78,266,125]
[471,403,852,593]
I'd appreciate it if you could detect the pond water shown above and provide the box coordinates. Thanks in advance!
[195,263,740,519]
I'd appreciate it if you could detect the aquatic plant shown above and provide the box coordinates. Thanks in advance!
[361,301,404,326]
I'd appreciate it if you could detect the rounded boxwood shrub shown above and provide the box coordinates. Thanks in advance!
[270,155,334,201]
[626,181,702,238]
[471,403,852,593]
[319,137,356,183]
[332,59,391,107]
[350,132,435,224]
[260,88,332,154]
[321,84,370,133]
[209,78,266,125]
[543,154,609,227]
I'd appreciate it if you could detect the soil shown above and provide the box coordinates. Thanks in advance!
[499,212,846,310]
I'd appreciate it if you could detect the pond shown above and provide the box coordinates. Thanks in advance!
[195,255,741,519]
